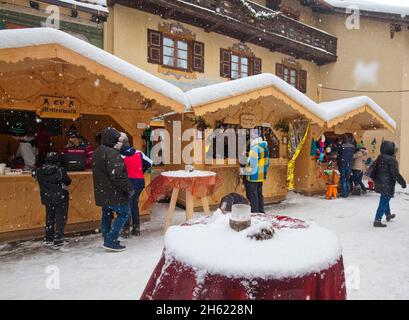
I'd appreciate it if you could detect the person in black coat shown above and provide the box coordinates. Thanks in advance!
[337,134,356,197]
[92,127,132,251]
[373,140,406,227]
[33,152,71,248]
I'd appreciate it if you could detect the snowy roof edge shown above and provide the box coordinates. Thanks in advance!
[0,28,396,130]
[0,28,188,108]
[320,0,409,18]
[185,74,396,130]
[318,96,397,129]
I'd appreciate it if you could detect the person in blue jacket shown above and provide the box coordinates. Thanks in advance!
[337,134,356,198]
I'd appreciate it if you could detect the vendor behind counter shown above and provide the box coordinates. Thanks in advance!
[62,127,94,171]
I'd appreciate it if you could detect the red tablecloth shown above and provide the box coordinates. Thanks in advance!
[142,172,223,210]
[141,214,346,300]
[141,253,346,300]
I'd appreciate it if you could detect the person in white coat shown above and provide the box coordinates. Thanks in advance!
[9,123,38,170]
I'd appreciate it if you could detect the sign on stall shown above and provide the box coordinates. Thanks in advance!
[240,113,256,128]
[37,96,80,119]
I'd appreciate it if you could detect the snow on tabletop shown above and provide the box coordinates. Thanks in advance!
[323,0,409,18]
[164,210,342,279]
[161,170,216,178]
[0,28,188,108]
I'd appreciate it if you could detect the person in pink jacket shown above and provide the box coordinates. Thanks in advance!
[120,138,152,237]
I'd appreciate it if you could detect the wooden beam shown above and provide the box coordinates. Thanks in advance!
[162,8,175,19]
[205,21,223,33]
[242,34,259,43]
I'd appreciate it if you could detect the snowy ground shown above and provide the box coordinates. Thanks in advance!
[1,187,409,300]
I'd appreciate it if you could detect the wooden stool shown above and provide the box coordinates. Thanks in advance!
[326,184,338,200]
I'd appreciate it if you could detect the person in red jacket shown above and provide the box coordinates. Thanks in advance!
[120,139,152,237]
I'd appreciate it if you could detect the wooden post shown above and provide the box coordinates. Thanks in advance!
[201,196,211,215]
[185,189,194,220]
[200,187,211,215]
[164,188,179,232]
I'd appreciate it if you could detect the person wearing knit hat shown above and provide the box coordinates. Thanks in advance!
[63,126,93,170]
[8,122,38,170]
[33,152,71,248]
[351,143,367,195]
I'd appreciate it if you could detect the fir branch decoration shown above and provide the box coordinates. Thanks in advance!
[239,0,279,20]
[191,116,210,131]
[274,120,290,133]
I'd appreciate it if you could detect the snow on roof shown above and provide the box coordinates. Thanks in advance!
[322,0,409,18]
[185,73,396,130]
[0,28,188,108]
[185,73,322,116]
[164,210,342,279]
[318,95,397,129]
[0,28,395,130]
[56,0,109,13]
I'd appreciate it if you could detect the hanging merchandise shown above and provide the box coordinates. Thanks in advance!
[371,138,377,153]
[310,137,317,157]
[287,120,310,191]
[142,126,153,158]
[318,134,326,162]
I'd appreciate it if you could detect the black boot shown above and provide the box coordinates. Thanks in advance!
[386,214,396,222]
[131,225,140,236]
[373,221,387,228]
[120,228,130,239]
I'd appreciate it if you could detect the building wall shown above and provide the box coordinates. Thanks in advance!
[0,0,104,47]
[315,13,409,179]
[103,3,409,180]
[104,4,321,99]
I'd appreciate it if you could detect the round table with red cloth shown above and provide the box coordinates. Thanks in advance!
[142,170,223,211]
[141,212,346,300]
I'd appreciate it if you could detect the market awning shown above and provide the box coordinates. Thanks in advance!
[185,74,326,127]
[318,96,396,133]
[0,27,187,123]
[184,74,395,133]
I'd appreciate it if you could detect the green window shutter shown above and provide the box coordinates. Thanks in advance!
[0,21,5,30]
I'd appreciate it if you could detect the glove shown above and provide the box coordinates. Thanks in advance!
[402,184,407,189]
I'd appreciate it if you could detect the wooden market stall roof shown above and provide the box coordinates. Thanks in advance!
[0,27,187,115]
[318,96,396,133]
[185,73,326,126]
[184,73,395,132]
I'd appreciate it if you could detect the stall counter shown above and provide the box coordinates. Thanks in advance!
[0,171,151,242]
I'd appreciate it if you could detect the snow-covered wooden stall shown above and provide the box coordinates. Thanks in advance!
[0,28,186,242]
[294,96,396,195]
[162,74,326,210]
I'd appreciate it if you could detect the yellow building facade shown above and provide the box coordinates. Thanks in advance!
[104,0,409,179]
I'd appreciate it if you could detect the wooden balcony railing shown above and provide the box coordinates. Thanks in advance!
[113,0,338,64]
